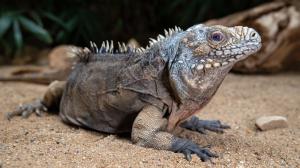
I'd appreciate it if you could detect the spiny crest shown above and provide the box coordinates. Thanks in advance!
[89,41,146,54]
[146,26,182,49]
[88,25,182,54]
[76,25,182,63]
[75,40,145,63]
[74,47,93,63]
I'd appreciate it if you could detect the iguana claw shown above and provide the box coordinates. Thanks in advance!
[181,116,230,134]
[6,99,47,120]
[172,138,218,161]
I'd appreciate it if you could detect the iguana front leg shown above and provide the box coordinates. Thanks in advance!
[180,116,230,134]
[6,80,66,120]
[132,106,217,161]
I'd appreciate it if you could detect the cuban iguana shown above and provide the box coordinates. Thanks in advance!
[7,24,261,161]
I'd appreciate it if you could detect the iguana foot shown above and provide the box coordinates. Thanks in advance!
[181,116,230,134]
[6,99,47,120]
[172,138,218,161]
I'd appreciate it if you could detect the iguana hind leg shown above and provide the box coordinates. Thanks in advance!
[132,106,217,161]
[6,80,66,120]
[180,116,230,134]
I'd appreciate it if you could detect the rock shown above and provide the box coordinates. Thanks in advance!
[255,116,288,131]
[11,45,50,65]
[48,45,82,70]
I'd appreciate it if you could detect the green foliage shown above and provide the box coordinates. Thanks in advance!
[18,16,52,44]
[0,0,101,56]
[0,10,52,55]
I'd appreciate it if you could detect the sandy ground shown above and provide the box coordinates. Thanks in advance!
[0,72,299,168]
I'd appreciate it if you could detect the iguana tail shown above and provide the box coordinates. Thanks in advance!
[0,71,66,84]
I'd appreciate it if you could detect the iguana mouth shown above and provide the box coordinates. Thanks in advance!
[189,44,261,71]
[209,42,261,64]
[194,27,262,70]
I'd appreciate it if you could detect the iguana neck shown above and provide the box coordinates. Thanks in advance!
[167,45,234,104]
[157,32,185,63]
[142,31,234,105]
[166,62,233,131]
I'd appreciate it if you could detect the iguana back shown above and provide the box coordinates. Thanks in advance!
[60,50,173,133]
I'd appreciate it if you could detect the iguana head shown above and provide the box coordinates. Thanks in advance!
[160,24,262,131]
[179,24,261,66]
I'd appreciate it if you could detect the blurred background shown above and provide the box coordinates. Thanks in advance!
[0,0,299,75]
[0,0,269,61]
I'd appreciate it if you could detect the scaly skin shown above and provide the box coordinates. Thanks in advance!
[7,24,261,161]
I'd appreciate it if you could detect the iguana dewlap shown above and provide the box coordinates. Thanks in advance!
[8,24,261,161]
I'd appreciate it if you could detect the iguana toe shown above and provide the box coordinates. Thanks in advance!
[181,116,230,134]
[172,138,218,161]
[6,99,47,120]
[201,120,230,133]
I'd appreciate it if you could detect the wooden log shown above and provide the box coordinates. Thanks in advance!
[206,1,300,73]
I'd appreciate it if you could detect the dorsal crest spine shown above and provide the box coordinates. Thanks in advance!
[146,26,182,48]
[88,40,145,54]
[76,26,182,63]
[87,25,182,55]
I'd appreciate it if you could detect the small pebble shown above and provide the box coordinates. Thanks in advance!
[255,116,288,131]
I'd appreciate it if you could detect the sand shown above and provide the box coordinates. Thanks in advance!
[0,73,299,168]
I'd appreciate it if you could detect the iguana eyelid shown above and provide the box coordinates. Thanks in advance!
[207,30,229,48]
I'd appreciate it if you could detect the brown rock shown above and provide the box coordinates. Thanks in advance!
[255,116,288,131]
[48,45,82,70]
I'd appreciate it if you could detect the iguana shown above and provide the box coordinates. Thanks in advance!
[7,24,261,161]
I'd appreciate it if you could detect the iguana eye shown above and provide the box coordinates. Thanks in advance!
[210,31,224,42]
